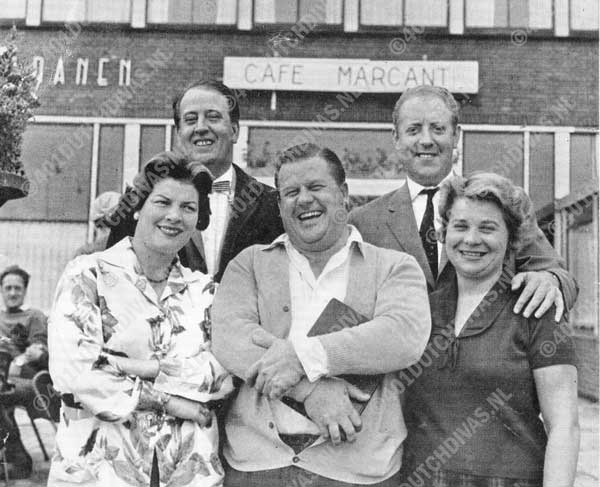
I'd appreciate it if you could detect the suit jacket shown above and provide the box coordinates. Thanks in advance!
[211,239,431,483]
[107,164,284,282]
[349,182,578,308]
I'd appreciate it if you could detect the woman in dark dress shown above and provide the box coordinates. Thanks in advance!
[402,172,579,487]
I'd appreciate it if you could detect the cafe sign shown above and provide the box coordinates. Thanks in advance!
[224,57,479,93]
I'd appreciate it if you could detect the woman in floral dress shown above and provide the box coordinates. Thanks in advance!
[48,152,233,487]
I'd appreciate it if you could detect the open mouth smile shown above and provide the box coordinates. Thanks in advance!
[459,250,487,258]
[297,210,323,221]
[158,225,183,237]
[193,140,214,147]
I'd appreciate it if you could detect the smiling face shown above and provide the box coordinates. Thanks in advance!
[393,95,460,187]
[1,274,26,312]
[133,177,199,257]
[176,87,239,179]
[277,156,349,254]
[445,197,509,282]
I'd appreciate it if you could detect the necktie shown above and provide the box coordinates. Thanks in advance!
[211,180,231,193]
[419,188,439,280]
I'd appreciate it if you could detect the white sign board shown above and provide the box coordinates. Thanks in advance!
[223,57,479,93]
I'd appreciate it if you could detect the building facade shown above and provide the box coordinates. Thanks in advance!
[0,0,598,395]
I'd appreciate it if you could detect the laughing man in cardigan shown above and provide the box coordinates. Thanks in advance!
[212,143,431,487]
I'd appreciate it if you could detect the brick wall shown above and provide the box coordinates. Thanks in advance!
[8,28,598,127]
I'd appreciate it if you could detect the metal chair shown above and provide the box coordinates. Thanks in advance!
[0,427,9,486]
[0,352,11,392]
[30,370,59,427]
[0,352,53,462]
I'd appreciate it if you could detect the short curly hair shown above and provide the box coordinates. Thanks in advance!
[0,265,30,288]
[437,172,536,251]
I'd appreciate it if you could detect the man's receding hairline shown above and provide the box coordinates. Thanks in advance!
[180,87,230,111]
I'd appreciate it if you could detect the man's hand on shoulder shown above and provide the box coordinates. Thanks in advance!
[245,329,305,399]
[512,270,564,322]
[304,378,369,445]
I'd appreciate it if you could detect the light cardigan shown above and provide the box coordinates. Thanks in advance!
[212,237,431,484]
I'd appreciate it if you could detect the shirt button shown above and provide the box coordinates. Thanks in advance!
[283,305,290,312]
[292,456,300,463]
[268,422,274,429]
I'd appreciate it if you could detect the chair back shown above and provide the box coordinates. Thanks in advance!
[31,370,60,424]
[0,351,12,390]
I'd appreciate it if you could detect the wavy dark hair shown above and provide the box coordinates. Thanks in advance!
[104,152,212,242]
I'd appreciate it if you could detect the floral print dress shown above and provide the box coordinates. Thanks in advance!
[48,238,233,487]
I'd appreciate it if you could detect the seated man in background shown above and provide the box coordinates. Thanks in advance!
[0,265,49,479]
[212,144,431,486]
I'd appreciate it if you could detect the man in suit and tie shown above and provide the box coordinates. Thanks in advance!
[107,80,284,281]
[349,85,577,319]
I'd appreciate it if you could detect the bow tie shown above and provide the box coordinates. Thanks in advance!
[212,181,231,193]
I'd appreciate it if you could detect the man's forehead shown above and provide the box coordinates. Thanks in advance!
[399,95,453,120]
[1,275,25,287]
[180,87,229,112]
[279,158,332,183]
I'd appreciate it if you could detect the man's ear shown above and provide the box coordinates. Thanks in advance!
[452,125,461,149]
[341,181,349,200]
[231,122,240,144]
[392,126,401,150]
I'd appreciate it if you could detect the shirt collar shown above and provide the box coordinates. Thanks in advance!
[406,172,455,202]
[213,165,234,184]
[98,237,202,285]
[266,225,365,255]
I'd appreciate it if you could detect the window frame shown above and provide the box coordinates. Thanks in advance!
[0,0,27,23]
[251,0,345,32]
[40,0,133,26]
[568,0,599,36]
[144,0,240,30]
[356,0,450,33]
[463,0,555,37]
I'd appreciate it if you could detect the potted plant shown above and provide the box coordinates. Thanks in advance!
[0,27,40,207]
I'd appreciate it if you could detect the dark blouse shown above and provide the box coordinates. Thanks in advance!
[402,274,577,483]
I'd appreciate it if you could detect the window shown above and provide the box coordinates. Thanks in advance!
[140,126,166,169]
[0,0,26,20]
[147,0,237,25]
[567,198,598,332]
[97,125,124,194]
[246,127,402,179]
[571,0,599,31]
[254,0,343,25]
[0,124,93,221]
[43,0,85,22]
[529,132,554,217]
[462,132,524,186]
[360,0,447,27]
[570,133,598,197]
[465,0,553,29]
[42,0,131,23]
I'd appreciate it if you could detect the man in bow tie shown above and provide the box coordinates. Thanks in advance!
[349,85,577,318]
[107,80,284,281]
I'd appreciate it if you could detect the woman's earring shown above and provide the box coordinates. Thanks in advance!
[133,212,139,221]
